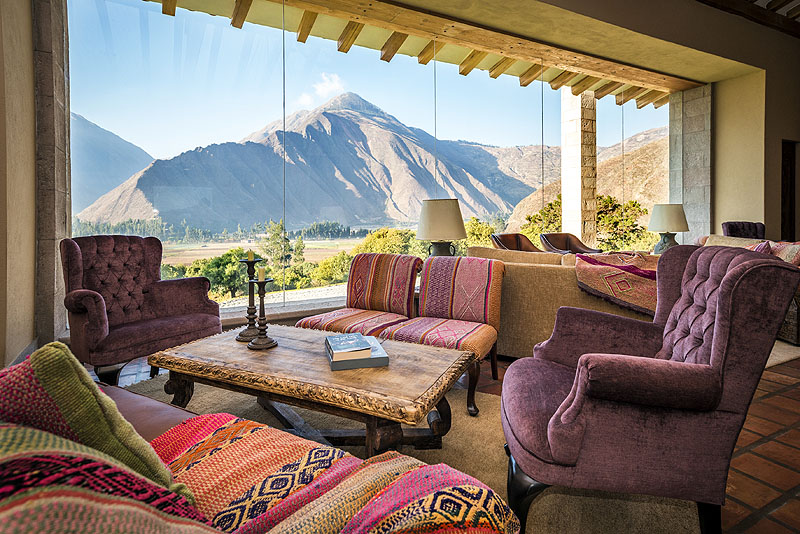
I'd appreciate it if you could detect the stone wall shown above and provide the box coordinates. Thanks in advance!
[669,84,712,245]
[560,88,597,246]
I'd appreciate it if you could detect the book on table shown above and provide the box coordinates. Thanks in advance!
[325,334,389,371]
[324,333,373,361]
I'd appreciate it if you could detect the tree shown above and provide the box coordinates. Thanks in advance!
[160,263,187,280]
[312,251,353,285]
[260,219,292,268]
[351,228,426,257]
[464,217,496,248]
[186,247,248,299]
[293,235,305,265]
[520,195,562,249]
[595,195,655,251]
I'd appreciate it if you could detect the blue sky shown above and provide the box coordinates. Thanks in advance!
[68,0,667,160]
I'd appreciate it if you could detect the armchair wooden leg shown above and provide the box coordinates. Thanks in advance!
[467,360,480,417]
[696,502,721,534]
[150,366,160,379]
[94,364,124,386]
[506,445,549,533]
[490,344,498,380]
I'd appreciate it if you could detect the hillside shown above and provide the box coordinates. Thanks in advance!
[70,113,154,212]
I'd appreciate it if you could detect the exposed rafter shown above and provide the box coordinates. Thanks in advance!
[296,10,318,43]
[765,0,793,10]
[548,70,579,90]
[615,86,649,105]
[653,94,671,109]
[489,57,516,78]
[696,0,800,39]
[380,31,408,62]
[636,90,667,109]
[162,0,177,16]
[337,21,364,53]
[570,76,600,95]
[787,3,800,19]
[519,64,545,87]
[459,50,488,76]
[594,81,624,99]
[230,0,254,29]
[417,40,440,64]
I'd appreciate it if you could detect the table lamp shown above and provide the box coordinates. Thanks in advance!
[649,203,689,254]
[417,199,467,256]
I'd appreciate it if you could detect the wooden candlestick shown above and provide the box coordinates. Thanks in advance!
[236,258,263,342]
[248,278,277,350]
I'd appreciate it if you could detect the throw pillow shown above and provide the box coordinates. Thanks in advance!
[744,241,772,255]
[768,241,800,265]
[0,342,192,501]
[0,424,215,533]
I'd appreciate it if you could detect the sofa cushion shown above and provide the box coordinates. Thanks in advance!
[346,253,423,317]
[150,414,519,534]
[103,385,198,442]
[744,241,771,254]
[467,246,564,265]
[98,313,221,354]
[0,342,190,500]
[768,241,800,265]
[0,424,213,533]
[703,234,763,248]
[500,357,576,464]
[295,307,408,336]
[379,317,498,358]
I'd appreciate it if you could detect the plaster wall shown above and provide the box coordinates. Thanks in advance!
[0,0,37,365]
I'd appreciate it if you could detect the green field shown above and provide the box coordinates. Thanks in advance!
[162,238,361,266]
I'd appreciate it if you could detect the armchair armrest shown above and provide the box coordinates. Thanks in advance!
[64,289,109,349]
[534,307,664,368]
[149,278,219,317]
[580,353,721,411]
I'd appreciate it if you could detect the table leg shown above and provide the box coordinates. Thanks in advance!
[467,360,480,416]
[365,417,403,458]
[164,371,194,408]
[428,395,452,437]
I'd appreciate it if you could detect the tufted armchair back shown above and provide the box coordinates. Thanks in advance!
[61,235,162,327]
[722,221,766,240]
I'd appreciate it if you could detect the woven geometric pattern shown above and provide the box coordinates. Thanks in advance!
[379,317,498,358]
[295,308,408,336]
[346,253,423,317]
[574,252,659,316]
[418,256,504,331]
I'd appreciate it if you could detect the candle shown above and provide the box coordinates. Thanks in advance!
[258,267,265,281]
[247,249,254,261]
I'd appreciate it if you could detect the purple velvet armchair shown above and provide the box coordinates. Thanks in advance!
[722,220,766,239]
[60,235,222,385]
[501,245,800,534]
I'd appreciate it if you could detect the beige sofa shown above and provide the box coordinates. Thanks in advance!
[468,246,650,359]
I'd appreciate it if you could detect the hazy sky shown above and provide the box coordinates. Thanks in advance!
[68,0,667,160]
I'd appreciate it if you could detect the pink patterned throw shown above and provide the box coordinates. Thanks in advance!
[575,252,659,316]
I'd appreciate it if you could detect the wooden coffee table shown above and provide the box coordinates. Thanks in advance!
[148,325,477,457]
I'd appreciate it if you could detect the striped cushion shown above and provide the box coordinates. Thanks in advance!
[379,317,498,358]
[346,253,423,317]
[296,308,408,336]
[419,256,505,331]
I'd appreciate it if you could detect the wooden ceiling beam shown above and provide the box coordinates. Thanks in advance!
[571,75,601,95]
[380,31,408,62]
[636,90,667,109]
[653,94,671,109]
[615,86,649,105]
[696,0,800,39]
[489,57,516,78]
[765,0,793,11]
[417,40,442,64]
[548,70,579,90]
[337,21,364,53]
[162,0,177,16]
[296,10,318,43]
[519,64,545,87]
[271,0,701,93]
[787,3,800,19]
[230,0,254,28]
[459,50,488,76]
[593,81,624,99]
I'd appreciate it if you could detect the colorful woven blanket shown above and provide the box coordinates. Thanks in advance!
[575,253,659,316]
[151,414,520,534]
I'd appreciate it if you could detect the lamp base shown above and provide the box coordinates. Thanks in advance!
[653,232,679,255]
[429,241,456,256]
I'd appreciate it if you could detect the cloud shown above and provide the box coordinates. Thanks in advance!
[313,73,345,99]
[295,92,314,109]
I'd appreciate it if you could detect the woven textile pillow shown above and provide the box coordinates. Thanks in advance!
[0,424,214,533]
[744,241,772,254]
[0,342,191,501]
[346,253,423,317]
[767,241,800,265]
[418,256,505,330]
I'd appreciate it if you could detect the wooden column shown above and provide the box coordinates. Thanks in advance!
[560,88,597,246]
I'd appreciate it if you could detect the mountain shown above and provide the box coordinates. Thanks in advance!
[78,93,666,233]
[505,133,668,231]
[70,113,154,213]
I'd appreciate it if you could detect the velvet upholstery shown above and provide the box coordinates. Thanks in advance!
[60,235,221,368]
[502,245,800,506]
[539,233,602,254]
[722,221,766,239]
[490,233,543,252]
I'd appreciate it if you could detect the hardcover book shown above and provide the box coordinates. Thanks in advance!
[324,333,372,361]
[326,336,389,371]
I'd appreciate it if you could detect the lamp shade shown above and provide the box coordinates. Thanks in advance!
[417,199,467,241]
[648,203,689,233]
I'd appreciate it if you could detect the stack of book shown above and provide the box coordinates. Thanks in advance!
[324,333,389,371]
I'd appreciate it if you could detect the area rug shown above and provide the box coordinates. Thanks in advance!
[127,376,697,533]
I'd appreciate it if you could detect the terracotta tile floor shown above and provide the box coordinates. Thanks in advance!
[105,354,800,533]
